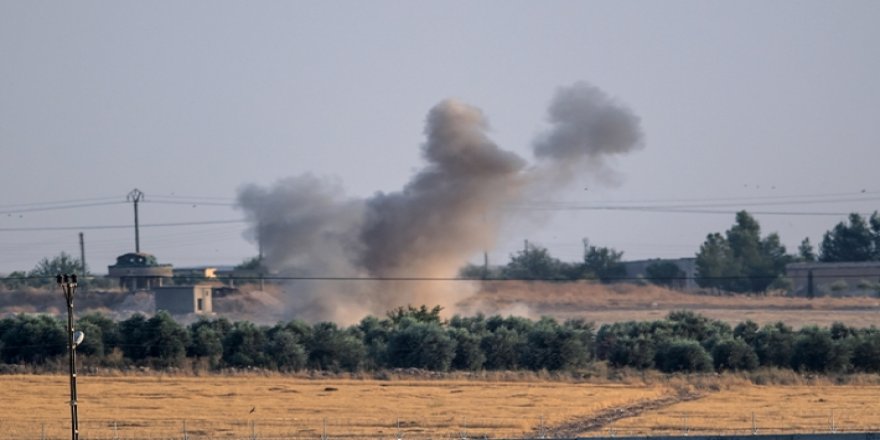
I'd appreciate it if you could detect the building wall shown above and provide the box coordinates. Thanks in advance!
[786,262,880,296]
[109,266,173,292]
[154,284,213,315]
[172,267,217,279]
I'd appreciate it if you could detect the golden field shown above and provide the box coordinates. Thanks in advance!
[4,374,880,439]
[3,374,670,439]
[462,281,880,328]
[609,384,880,436]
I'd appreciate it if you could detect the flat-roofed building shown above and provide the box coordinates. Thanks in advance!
[108,252,173,291]
[154,284,213,315]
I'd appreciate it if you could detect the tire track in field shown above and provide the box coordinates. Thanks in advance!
[539,388,705,438]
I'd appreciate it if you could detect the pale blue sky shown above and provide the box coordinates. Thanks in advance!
[1,1,878,274]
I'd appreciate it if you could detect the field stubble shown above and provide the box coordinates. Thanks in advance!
[4,374,880,439]
[2,374,669,439]
[463,281,880,328]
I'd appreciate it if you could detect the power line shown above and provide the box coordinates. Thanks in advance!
[0,196,121,209]
[0,219,246,232]
[0,201,126,216]
[537,189,879,206]
[519,195,880,210]
[144,200,237,207]
[4,272,878,283]
[507,205,877,217]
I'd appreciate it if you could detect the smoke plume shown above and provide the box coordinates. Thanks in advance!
[532,82,643,185]
[237,82,643,323]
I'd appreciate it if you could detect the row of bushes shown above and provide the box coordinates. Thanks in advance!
[1,308,878,374]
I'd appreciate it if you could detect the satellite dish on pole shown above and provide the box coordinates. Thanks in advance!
[73,331,85,347]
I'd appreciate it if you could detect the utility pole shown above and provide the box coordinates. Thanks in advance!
[127,189,144,253]
[57,274,80,440]
[78,233,86,276]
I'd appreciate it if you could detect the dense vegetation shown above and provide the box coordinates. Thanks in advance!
[2,307,879,375]
[464,211,880,294]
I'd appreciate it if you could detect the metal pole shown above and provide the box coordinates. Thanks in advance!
[134,195,140,253]
[78,233,86,278]
[58,274,79,440]
[127,189,144,253]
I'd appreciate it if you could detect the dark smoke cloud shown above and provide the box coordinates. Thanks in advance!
[237,175,365,277]
[533,81,643,163]
[359,100,526,277]
[237,82,643,323]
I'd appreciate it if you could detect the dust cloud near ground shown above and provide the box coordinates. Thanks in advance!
[3,281,879,328]
[236,81,644,324]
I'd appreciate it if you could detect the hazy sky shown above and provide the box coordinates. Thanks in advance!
[1,1,878,275]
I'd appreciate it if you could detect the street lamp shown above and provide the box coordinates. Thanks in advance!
[57,274,80,440]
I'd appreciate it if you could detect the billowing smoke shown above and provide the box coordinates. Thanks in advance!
[237,82,643,323]
[237,176,364,277]
[532,82,643,185]
[359,100,526,277]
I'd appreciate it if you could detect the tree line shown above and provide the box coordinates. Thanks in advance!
[2,307,878,375]
[458,210,880,294]
[4,210,880,295]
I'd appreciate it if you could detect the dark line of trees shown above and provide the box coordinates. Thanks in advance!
[461,239,626,283]
[694,211,880,294]
[459,210,880,295]
[2,307,879,375]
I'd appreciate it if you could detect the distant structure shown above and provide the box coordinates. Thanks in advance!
[172,266,217,282]
[786,261,880,297]
[621,258,697,290]
[214,267,266,289]
[108,252,173,291]
[153,284,213,315]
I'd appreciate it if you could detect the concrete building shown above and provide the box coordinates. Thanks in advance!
[786,261,880,297]
[621,258,698,290]
[172,266,217,283]
[154,284,213,315]
[108,252,173,291]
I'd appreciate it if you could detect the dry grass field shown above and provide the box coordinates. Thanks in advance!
[608,384,880,436]
[2,374,671,439]
[4,374,880,439]
[462,281,880,328]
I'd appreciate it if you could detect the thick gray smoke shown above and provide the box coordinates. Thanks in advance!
[237,82,643,323]
[532,82,644,185]
[360,100,526,277]
[237,175,364,277]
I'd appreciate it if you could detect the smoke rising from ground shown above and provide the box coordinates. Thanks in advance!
[359,100,526,277]
[237,82,643,323]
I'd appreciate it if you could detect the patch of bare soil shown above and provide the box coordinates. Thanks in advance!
[540,387,704,438]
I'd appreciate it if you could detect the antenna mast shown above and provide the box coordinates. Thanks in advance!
[126,189,144,253]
